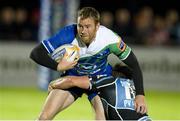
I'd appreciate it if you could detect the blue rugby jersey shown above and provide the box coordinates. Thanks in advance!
[42,24,131,76]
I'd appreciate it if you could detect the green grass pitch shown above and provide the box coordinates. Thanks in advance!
[0,87,180,120]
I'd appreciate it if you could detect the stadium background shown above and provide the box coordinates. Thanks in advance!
[0,0,180,120]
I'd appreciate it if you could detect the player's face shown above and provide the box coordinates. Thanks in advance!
[77,17,99,45]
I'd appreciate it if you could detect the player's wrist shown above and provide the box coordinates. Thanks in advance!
[56,63,66,72]
[135,90,145,96]
[56,63,62,71]
[88,75,98,91]
[87,76,93,90]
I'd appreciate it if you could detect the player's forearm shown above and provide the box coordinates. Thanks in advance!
[73,76,90,89]
[50,78,74,89]
[30,43,58,70]
[49,75,116,92]
[50,76,90,90]
[122,51,145,95]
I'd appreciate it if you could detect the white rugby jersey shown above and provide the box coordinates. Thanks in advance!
[42,24,131,76]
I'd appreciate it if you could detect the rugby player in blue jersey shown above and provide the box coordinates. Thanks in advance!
[30,7,148,120]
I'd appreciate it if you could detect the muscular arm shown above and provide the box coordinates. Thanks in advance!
[48,75,115,92]
[49,76,90,91]
[122,51,144,95]
[109,40,144,95]
[122,51,147,114]
[30,43,58,70]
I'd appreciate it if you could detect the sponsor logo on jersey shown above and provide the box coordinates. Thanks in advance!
[77,63,97,70]
[51,48,66,60]
[118,40,126,51]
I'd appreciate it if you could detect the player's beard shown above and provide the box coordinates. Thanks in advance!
[79,32,96,45]
[80,36,92,45]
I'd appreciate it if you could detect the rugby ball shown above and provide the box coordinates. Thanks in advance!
[51,44,80,62]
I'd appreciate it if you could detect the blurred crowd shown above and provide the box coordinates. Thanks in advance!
[0,5,179,46]
[100,7,180,46]
[0,7,39,41]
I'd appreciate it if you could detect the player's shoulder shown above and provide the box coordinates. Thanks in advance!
[53,24,77,44]
[98,25,112,34]
[98,25,111,31]
[64,24,77,30]
[97,25,122,43]
[59,24,77,35]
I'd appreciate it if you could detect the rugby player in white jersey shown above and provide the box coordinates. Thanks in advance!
[30,7,148,120]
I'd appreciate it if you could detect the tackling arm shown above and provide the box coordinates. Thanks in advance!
[122,51,148,114]
[122,51,144,95]
[48,76,90,91]
[48,75,115,92]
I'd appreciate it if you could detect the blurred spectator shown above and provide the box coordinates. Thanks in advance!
[113,8,132,43]
[100,11,114,29]
[29,8,40,41]
[0,7,16,40]
[0,1,179,46]
[132,6,154,45]
[15,8,32,41]
[165,9,180,45]
[146,15,170,46]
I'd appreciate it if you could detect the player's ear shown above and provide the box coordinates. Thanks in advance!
[96,22,100,30]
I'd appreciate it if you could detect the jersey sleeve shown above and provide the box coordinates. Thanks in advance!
[107,32,131,60]
[42,24,77,53]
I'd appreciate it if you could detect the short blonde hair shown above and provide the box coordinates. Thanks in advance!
[77,7,100,24]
